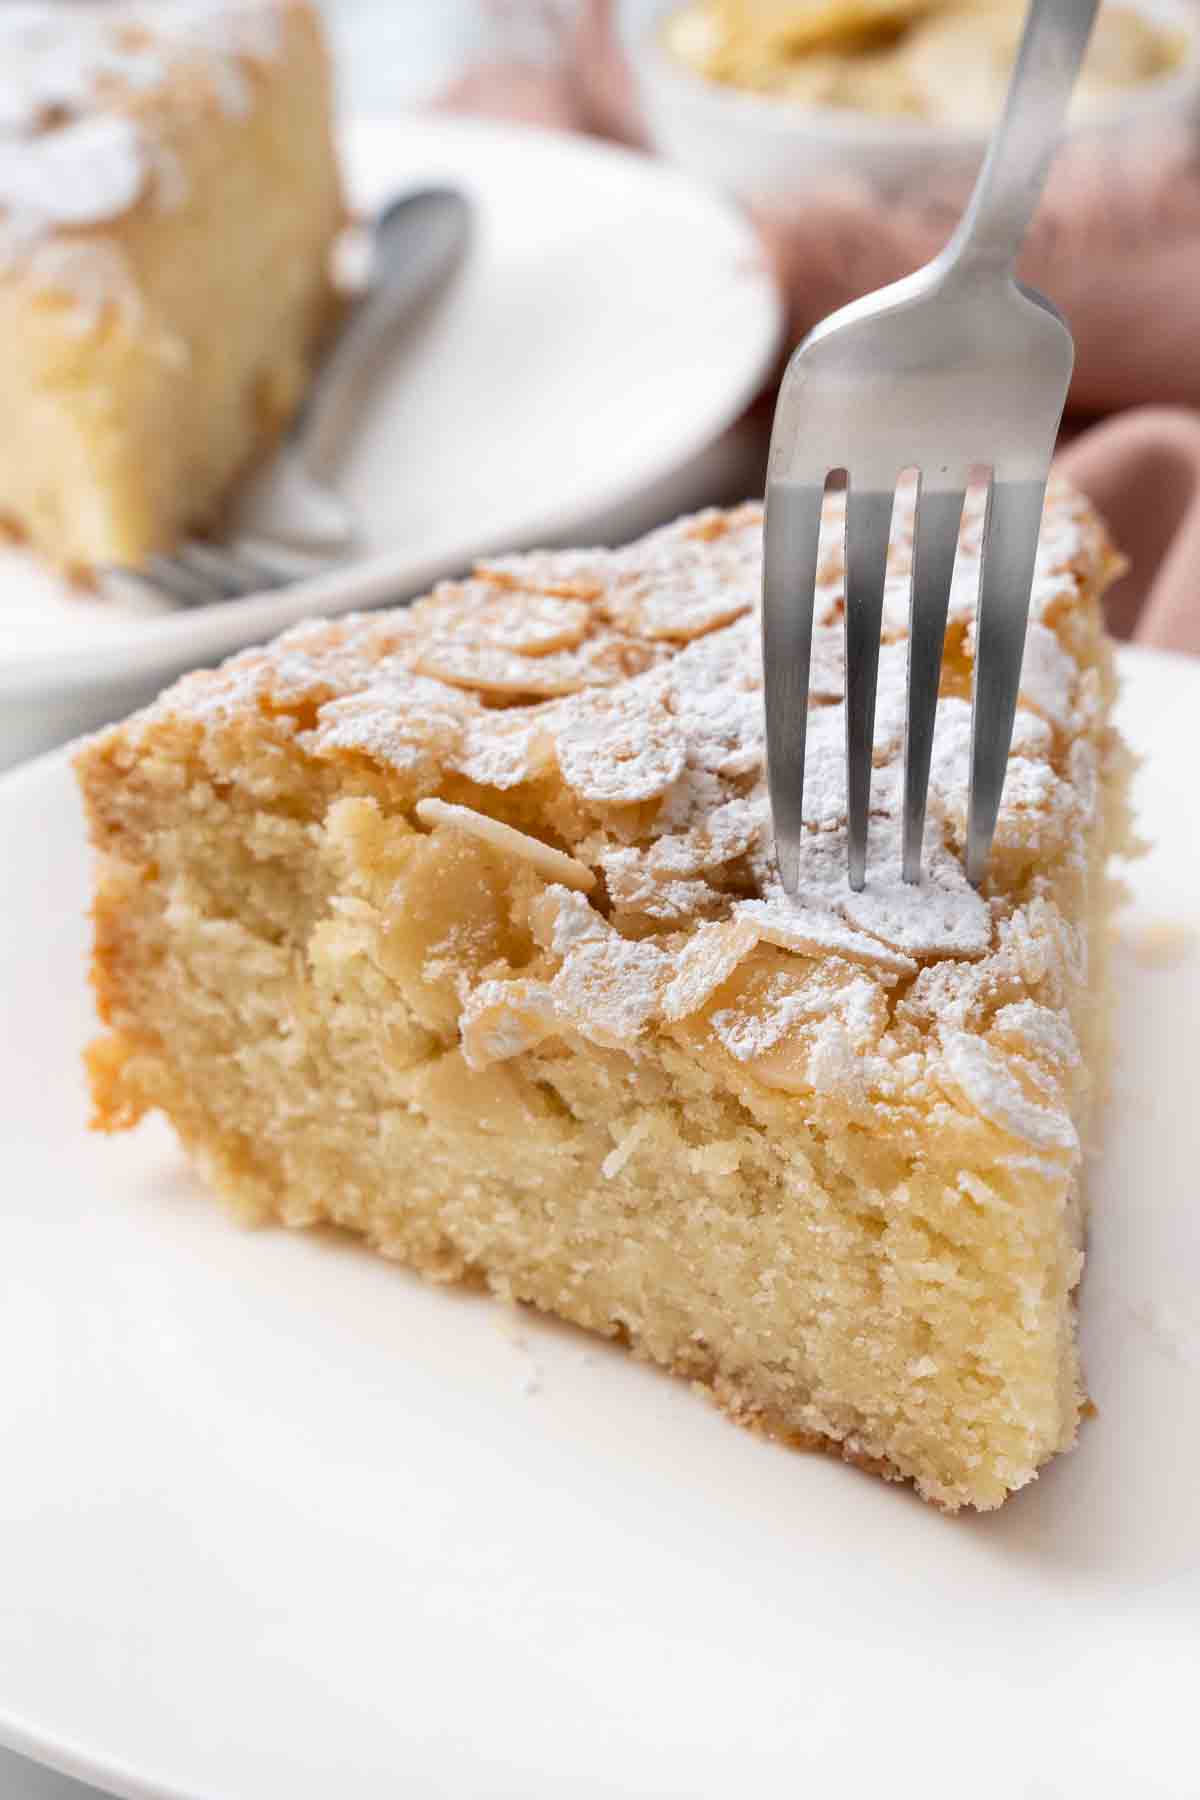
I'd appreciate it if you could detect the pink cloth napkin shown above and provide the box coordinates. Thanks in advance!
[439,1,1200,653]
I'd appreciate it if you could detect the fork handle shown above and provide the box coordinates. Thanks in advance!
[295,187,472,480]
[944,0,1099,278]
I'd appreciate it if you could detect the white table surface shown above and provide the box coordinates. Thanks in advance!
[0,5,764,1795]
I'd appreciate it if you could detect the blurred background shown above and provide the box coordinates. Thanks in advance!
[4,2,1200,1791]
[6,0,1200,776]
[239,0,1200,670]
[327,0,516,110]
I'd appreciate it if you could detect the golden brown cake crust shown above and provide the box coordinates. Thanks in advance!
[76,484,1134,1511]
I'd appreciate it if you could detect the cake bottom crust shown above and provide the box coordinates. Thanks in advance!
[74,487,1133,1513]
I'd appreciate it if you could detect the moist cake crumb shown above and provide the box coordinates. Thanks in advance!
[75,484,1135,1509]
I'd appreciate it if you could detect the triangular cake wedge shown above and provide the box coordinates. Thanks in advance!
[76,482,1134,1509]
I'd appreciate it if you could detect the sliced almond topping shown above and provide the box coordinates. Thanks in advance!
[605,576,752,644]
[549,933,670,1050]
[735,898,918,976]
[594,508,761,643]
[415,798,595,891]
[776,825,992,961]
[937,1029,1079,1155]
[417,622,665,698]
[411,581,590,657]
[310,674,466,776]
[713,966,885,1071]
[661,917,760,1022]
[1017,622,1076,729]
[447,707,558,791]
[475,550,611,601]
[988,1001,1078,1073]
[601,848,718,923]
[413,640,594,698]
[460,977,560,1070]
[528,884,609,954]
[554,689,687,806]
[521,885,671,1049]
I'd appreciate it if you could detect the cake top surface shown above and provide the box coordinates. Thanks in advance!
[0,1,293,275]
[109,481,1121,1171]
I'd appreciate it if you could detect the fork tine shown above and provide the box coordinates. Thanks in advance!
[843,482,894,891]
[96,565,177,611]
[232,538,336,584]
[966,474,1047,885]
[763,480,825,894]
[144,554,219,608]
[902,477,966,883]
[175,541,266,597]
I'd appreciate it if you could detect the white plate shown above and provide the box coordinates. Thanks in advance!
[0,116,780,759]
[1,646,1198,1800]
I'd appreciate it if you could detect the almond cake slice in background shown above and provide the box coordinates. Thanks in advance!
[75,483,1135,1510]
[0,0,342,574]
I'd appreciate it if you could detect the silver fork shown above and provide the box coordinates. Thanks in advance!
[103,186,472,609]
[763,0,1099,894]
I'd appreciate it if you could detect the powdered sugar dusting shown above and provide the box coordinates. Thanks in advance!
[991,1000,1078,1069]
[0,113,146,225]
[1019,622,1077,729]
[124,485,1119,1141]
[735,896,918,976]
[0,1,289,313]
[938,1028,1079,1156]
[549,933,670,1050]
[712,970,883,1066]
[661,917,760,1022]
[555,686,687,806]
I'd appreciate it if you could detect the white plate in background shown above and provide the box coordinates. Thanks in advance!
[0,644,1197,1800]
[0,115,781,765]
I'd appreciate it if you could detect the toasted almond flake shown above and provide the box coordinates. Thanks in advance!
[307,675,465,776]
[662,917,761,1022]
[990,1001,1078,1070]
[601,1115,653,1179]
[736,898,918,976]
[447,708,557,791]
[937,1029,1079,1155]
[607,575,752,643]
[771,824,992,962]
[413,640,595,697]
[713,970,883,1065]
[414,582,591,658]
[600,849,717,922]
[476,549,611,600]
[549,934,670,1049]
[460,977,560,1069]
[528,884,608,954]
[554,689,686,806]
[415,799,595,891]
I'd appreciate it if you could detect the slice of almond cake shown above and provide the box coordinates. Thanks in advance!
[75,483,1134,1509]
[0,0,341,573]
